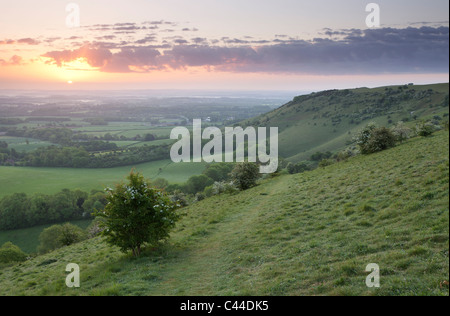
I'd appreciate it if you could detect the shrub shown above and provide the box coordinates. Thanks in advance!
[152,178,169,190]
[86,217,105,238]
[212,181,238,195]
[230,162,260,191]
[194,192,205,202]
[286,162,309,174]
[355,123,397,154]
[0,242,27,264]
[38,223,87,254]
[203,185,214,197]
[95,171,181,257]
[416,121,435,137]
[319,159,334,168]
[170,190,189,207]
[391,121,412,143]
[335,150,353,162]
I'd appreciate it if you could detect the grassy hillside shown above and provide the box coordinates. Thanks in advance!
[0,160,206,199]
[243,83,449,162]
[0,130,447,296]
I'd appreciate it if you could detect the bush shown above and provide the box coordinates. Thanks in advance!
[194,192,206,202]
[230,162,260,191]
[152,178,169,190]
[170,190,189,207]
[38,223,87,254]
[335,150,353,162]
[212,181,238,195]
[0,242,27,264]
[391,121,412,143]
[95,171,181,257]
[86,217,105,238]
[286,162,309,174]
[356,123,397,154]
[416,121,435,137]
[319,159,334,168]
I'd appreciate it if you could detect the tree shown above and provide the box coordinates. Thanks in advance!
[230,162,260,191]
[184,175,214,195]
[95,171,181,257]
[144,133,156,141]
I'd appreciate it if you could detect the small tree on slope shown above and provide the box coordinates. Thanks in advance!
[95,170,181,257]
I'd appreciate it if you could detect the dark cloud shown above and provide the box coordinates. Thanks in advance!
[135,35,158,44]
[1,38,40,45]
[18,38,40,45]
[41,26,449,75]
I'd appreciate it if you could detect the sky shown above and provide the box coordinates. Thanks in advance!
[0,0,448,91]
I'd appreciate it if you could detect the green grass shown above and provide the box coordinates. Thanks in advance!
[0,136,54,152]
[0,160,206,198]
[0,131,447,296]
[245,83,449,162]
[0,220,92,254]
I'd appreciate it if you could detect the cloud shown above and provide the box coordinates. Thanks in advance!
[40,26,449,75]
[17,38,40,45]
[0,55,25,66]
[1,38,40,45]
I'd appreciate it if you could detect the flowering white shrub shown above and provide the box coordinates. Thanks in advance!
[95,171,180,257]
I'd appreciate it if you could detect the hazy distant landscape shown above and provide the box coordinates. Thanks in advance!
[0,82,448,297]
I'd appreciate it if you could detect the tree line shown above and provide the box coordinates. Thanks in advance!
[0,189,107,231]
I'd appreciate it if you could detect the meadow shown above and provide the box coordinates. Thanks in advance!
[0,220,92,254]
[0,131,447,296]
[0,160,207,199]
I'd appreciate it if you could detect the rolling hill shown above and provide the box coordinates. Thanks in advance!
[1,130,448,296]
[243,83,449,162]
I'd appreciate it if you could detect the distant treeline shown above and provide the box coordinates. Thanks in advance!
[0,117,71,125]
[0,189,107,231]
[0,143,171,168]
[0,126,171,168]
[4,126,161,144]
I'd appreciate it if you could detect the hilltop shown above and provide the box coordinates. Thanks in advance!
[0,130,448,296]
[243,83,449,161]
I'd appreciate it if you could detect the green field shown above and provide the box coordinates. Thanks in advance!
[0,220,92,254]
[1,131,447,296]
[0,160,207,198]
[0,136,54,153]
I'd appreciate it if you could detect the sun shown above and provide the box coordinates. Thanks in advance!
[67,80,73,84]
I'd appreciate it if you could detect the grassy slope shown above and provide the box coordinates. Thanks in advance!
[0,160,206,199]
[244,83,449,162]
[0,131,448,296]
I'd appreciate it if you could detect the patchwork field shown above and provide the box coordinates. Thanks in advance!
[0,160,207,198]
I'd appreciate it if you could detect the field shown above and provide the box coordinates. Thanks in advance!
[0,160,207,199]
[0,136,54,153]
[1,131,447,296]
[0,220,92,254]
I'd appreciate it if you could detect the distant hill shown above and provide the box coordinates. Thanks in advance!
[242,83,449,162]
[1,130,448,296]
